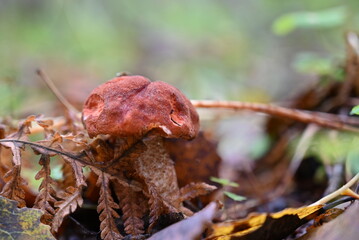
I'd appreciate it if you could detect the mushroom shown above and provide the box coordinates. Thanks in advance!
[82,75,210,234]
[82,75,199,140]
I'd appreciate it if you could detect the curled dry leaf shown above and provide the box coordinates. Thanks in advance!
[179,182,217,202]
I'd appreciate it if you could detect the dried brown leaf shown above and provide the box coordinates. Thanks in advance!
[3,142,23,166]
[35,118,54,129]
[52,186,84,232]
[147,184,180,229]
[165,132,221,188]
[93,168,123,240]
[206,204,324,240]
[0,136,27,207]
[33,154,57,224]
[17,115,36,136]
[179,182,217,202]
[116,184,145,236]
[0,165,27,207]
[61,155,86,188]
[59,161,77,188]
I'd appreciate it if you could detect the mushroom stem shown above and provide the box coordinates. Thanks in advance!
[134,135,181,212]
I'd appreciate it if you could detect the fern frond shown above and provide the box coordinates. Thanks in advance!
[0,165,27,207]
[147,185,166,229]
[0,140,27,207]
[61,155,86,188]
[116,184,145,236]
[94,169,123,240]
[33,154,57,224]
[52,186,84,232]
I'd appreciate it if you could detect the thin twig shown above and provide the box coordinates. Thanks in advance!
[36,69,80,114]
[68,216,99,236]
[323,196,355,210]
[310,173,359,206]
[0,139,95,167]
[191,100,359,133]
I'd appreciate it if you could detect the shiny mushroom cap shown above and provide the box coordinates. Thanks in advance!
[82,75,199,140]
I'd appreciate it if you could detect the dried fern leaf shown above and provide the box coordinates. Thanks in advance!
[0,140,27,207]
[61,155,86,188]
[93,168,123,240]
[52,186,84,232]
[147,185,165,228]
[179,182,217,202]
[33,154,57,224]
[0,165,27,207]
[116,184,145,236]
[15,115,36,137]
[59,161,77,188]
[0,116,51,207]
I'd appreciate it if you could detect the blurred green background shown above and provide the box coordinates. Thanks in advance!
[2,0,359,176]
[1,0,359,117]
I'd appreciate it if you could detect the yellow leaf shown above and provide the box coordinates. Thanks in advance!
[207,205,323,240]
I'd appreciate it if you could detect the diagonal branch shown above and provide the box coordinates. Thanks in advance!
[191,100,359,133]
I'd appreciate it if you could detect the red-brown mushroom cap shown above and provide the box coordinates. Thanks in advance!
[82,75,199,140]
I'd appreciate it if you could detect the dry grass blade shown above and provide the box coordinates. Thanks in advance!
[94,169,123,240]
[311,173,359,206]
[36,69,79,115]
[52,186,84,232]
[191,100,359,133]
